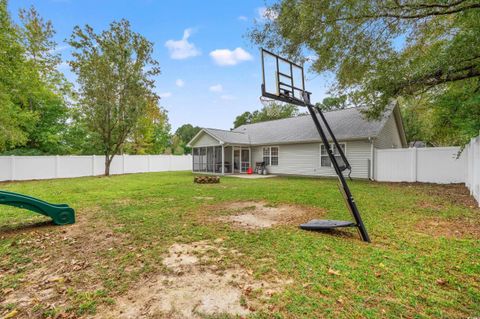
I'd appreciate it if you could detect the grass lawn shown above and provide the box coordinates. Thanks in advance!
[0,171,479,318]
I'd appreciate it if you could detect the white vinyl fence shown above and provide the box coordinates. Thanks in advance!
[374,137,480,206]
[465,136,480,205]
[374,147,467,184]
[0,154,192,182]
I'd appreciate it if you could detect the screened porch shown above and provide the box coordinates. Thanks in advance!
[192,146,251,174]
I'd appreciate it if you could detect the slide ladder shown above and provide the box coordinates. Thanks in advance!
[0,190,75,225]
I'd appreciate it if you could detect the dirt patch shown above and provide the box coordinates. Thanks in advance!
[216,201,323,229]
[0,206,130,318]
[99,240,290,319]
[416,217,480,239]
[383,182,478,208]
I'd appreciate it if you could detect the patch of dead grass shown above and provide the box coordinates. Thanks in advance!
[416,217,480,239]
[383,182,478,208]
[214,201,324,230]
[0,206,131,318]
[99,240,291,319]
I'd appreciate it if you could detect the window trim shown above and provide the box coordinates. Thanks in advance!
[262,146,279,166]
[320,142,347,168]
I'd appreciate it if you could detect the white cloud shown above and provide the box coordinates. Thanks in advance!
[159,92,172,98]
[165,28,201,60]
[221,94,235,100]
[175,79,185,87]
[238,15,248,21]
[209,47,253,66]
[256,7,278,22]
[209,84,223,93]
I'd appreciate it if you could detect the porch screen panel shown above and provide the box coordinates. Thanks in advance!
[214,146,222,173]
[207,147,214,172]
[199,147,207,171]
[193,148,200,171]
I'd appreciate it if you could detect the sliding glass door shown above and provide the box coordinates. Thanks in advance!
[233,147,250,173]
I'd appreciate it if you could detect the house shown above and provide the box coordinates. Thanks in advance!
[187,105,407,179]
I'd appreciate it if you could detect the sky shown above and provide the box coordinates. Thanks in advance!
[9,0,333,131]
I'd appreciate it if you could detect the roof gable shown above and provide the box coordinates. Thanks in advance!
[188,128,250,147]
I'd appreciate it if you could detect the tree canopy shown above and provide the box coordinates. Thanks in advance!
[316,96,347,112]
[68,19,161,175]
[250,0,480,145]
[233,102,300,128]
[0,1,69,154]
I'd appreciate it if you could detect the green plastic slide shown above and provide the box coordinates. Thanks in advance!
[0,190,75,225]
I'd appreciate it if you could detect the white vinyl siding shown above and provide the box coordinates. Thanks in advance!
[193,132,220,147]
[252,140,371,179]
[374,113,403,149]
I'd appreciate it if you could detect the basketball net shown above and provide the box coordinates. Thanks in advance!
[259,95,276,107]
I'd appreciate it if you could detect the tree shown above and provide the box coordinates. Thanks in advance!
[0,0,31,151]
[125,99,171,154]
[68,19,160,175]
[174,124,201,154]
[316,96,347,112]
[233,102,299,128]
[233,112,254,128]
[400,79,480,146]
[19,7,61,82]
[0,1,68,154]
[250,0,480,143]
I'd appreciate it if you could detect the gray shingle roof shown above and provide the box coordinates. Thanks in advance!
[232,107,391,145]
[203,128,250,145]
[191,107,395,146]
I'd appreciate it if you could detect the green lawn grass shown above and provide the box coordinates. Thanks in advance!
[0,171,479,318]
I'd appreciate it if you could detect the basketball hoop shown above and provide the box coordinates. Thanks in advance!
[259,47,371,243]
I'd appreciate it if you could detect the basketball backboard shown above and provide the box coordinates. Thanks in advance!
[261,49,310,106]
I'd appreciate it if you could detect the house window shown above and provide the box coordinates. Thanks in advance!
[263,146,279,166]
[321,143,346,167]
[263,147,270,166]
[271,147,279,166]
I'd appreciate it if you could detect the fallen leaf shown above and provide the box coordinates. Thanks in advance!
[3,309,19,319]
[328,268,340,276]
[436,278,447,285]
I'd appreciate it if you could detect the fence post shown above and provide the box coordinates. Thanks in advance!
[411,148,417,182]
[122,154,126,174]
[147,155,151,172]
[55,155,60,178]
[10,155,15,181]
[92,155,96,176]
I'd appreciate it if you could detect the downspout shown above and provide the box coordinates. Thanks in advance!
[368,137,375,181]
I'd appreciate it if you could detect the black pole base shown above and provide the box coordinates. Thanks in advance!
[299,219,356,231]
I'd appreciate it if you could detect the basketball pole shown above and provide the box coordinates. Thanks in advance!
[303,93,370,242]
[260,48,370,243]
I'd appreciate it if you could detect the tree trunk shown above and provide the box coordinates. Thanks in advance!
[105,154,111,176]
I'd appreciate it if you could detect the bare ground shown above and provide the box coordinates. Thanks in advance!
[382,182,478,208]
[98,240,290,319]
[0,206,131,318]
[416,217,480,239]
[1,201,293,319]
[215,201,324,230]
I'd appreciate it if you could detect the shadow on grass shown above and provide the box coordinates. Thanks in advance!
[0,220,56,236]
[302,228,359,240]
